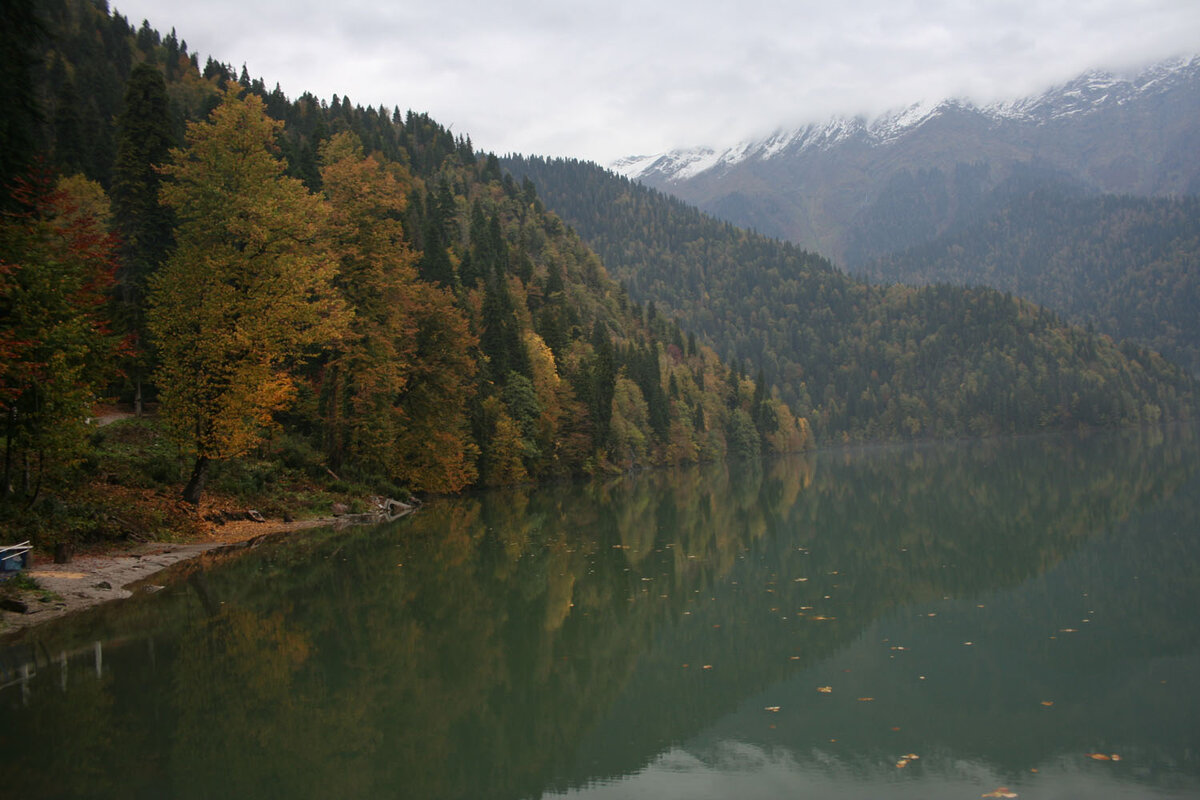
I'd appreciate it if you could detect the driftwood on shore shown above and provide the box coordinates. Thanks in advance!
[331,496,416,526]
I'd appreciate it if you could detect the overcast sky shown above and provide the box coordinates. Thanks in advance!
[112,0,1199,163]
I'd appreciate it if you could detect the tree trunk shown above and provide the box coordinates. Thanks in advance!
[181,455,209,505]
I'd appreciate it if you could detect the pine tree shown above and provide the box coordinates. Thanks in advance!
[111,62,175,414]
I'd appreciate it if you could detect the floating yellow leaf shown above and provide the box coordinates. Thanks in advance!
[1041,701,1054,707]
[1086,752,1111,761]
[702,664,713,670]
[764,706,781,712]
[817,686,832,693]
[857,697,874,702]
[895,759,909,768]
[1110,754,1122,761]
[982,788,1017,798]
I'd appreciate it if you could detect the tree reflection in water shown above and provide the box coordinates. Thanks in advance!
[2,426,1199,799]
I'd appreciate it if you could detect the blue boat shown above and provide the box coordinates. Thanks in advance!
[0,541,31,578]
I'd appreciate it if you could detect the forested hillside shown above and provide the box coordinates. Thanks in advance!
[1,0,808,539]
[861,189,1200,374]
[502,155,1195,441]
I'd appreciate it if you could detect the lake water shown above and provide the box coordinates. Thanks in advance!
[2,427,1199,799]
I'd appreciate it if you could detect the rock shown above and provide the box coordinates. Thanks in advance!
[331,502,350,516]
[0,596,29,614]
[94,581,112,590]
[246,509,266,523]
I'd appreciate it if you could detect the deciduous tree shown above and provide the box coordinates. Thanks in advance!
[149,86,346,504]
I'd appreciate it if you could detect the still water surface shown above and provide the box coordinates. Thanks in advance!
[2,427,1199,799]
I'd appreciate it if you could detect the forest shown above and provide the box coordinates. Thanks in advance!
[859,182,1200,374]
[502,155,1195,442]
[0,0,806,548]
[0,0,1194,551]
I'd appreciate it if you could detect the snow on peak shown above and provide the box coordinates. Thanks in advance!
[612,55,1200,184]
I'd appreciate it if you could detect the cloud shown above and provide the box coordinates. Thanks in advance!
[113,0,1200,161]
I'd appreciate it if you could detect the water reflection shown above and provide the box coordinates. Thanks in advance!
[2,427,1198,799]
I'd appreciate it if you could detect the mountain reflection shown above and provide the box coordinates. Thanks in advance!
[2,426,1198,799]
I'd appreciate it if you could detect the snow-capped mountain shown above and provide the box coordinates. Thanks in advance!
[613,56,1200,193]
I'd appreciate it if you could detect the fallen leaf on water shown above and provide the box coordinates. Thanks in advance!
[857,697,874,702]
[904,753,919,760]
[817,686,832,693]
[1060,628,1078,633]
[890,726,901,732]
[982,788,1017,798]
[1041,701,1054,707]
[702,664,713,670]
[1110,754,1122,761]
[895,759,909,768]
[1086,753,1111,761]
[764,706,781,712]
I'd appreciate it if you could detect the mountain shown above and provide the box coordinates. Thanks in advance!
[502,155,1195,442]
[2,0,812,525]
[861,191,1200,374]
[614,56,1200,267]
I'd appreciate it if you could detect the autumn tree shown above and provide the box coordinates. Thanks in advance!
[149,86,346,504]
[318,132,479,494]
[0,171,119,504]
[318,132,418,474]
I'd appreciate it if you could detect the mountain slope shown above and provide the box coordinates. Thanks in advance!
[502,156,1195,442]
[861,191,1200,374]
[6,0,809,514]
[615,56,1200,266]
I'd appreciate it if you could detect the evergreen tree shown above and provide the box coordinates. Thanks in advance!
[111,62,175,413]
[0,0,45,205]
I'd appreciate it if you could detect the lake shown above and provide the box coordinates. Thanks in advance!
[2,427,1199,799]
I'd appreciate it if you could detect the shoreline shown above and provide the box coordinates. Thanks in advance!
[0,516,337,637]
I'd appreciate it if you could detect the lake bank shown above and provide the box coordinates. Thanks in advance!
[0,516,336,637]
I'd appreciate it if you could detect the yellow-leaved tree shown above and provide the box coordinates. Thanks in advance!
[149,86,346,504]
[318,132,479,494]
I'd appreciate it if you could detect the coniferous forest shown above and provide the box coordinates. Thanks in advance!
[501,155,1195,442]
[0,0,1194,549]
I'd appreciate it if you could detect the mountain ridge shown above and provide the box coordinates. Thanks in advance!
[614,55,1200,188]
